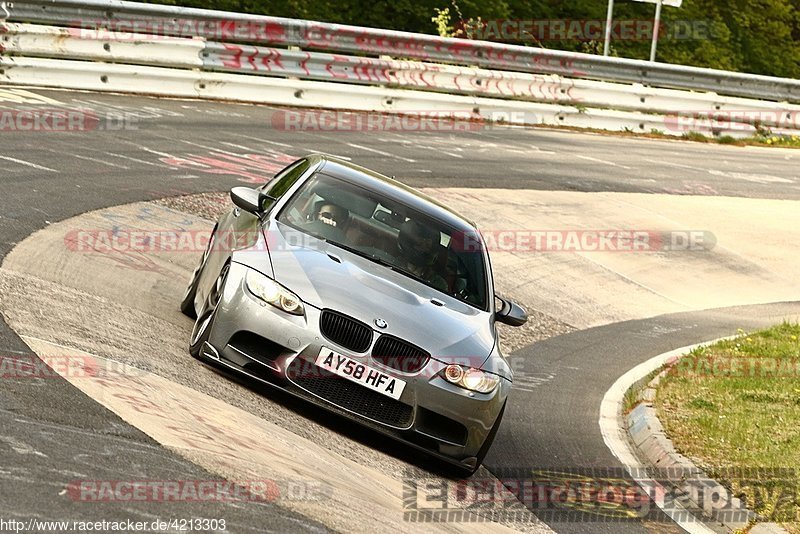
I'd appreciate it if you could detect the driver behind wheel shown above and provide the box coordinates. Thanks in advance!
[396,219,448,291]
[305,201,349,242]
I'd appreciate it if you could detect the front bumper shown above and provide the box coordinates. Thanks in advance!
[204,262,510,468]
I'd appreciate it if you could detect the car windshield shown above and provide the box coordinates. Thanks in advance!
[276,172,488,310]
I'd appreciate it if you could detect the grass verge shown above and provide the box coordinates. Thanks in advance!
[655,322,800,528]
[528,124,800,149]
[681,132,800,148]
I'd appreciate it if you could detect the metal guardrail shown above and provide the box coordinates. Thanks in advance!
[5,20,798,131]
[2,4,798,138]
[4,0,800,103]
[4,54,722,138]
[201,41,574,101]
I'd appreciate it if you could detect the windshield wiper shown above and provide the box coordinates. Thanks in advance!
[328,241,368,259]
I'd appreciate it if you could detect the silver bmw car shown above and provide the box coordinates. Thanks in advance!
[181,154,527,475]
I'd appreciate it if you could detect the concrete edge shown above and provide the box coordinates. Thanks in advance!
[606,337,789,534]
[600,342,714,534]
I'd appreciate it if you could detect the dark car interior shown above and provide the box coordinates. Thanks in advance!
[278,174,487,309]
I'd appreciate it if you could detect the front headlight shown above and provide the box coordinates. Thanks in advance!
[442,364,500,393]
[245,269,304,316]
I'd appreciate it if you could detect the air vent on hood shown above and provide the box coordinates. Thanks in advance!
[319,310,373,353]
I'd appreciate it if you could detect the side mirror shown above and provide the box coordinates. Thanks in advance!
[495,294,528,327]
[230,187,266,215]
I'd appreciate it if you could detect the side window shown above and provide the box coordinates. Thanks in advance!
[261,159,310,208]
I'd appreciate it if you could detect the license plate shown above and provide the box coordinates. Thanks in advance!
[315,347,406,400]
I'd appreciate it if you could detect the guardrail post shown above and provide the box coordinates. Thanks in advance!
[649,0,663,62]
[603,0,614,56]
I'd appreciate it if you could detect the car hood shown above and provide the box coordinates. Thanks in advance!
[264,221,496,367]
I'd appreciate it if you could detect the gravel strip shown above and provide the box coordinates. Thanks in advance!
[154,192,231,222]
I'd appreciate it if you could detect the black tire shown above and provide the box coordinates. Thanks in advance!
[459,402,506,477]
[180,226,217,318]
[188,262,229,359]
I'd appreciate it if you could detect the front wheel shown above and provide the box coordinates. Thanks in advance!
[189,263,229,359]
[180,226,217,318]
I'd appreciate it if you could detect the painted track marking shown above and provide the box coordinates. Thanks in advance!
[0,155,58,173]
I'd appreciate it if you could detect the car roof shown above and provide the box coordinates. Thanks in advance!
[309,154,478,231]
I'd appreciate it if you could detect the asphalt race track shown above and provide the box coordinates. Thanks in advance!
[1,87,799,533]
